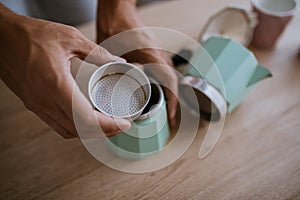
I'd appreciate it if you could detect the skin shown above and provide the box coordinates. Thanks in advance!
[97,0,178,127]
[0,3,131,138]
[0,0,178,139]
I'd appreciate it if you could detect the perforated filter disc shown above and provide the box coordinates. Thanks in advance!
[91,73,147,117]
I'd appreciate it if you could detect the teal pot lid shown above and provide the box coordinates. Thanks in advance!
[200,6,257,46]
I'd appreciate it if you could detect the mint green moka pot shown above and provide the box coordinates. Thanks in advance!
[105,80,170,160]
[180,36,272,119]
[89,37,271,160]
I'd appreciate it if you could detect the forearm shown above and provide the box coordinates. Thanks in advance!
[97,0,144,43]
[0,4,24,93]
[0,3,15,26]
[96,1,178,123]
[0,4,18,54]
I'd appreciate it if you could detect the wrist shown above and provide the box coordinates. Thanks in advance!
[0,4,21,59]
[0,4,33,77]
[0,4,18,31]
[0,4,29,41]
[97,0,143,43]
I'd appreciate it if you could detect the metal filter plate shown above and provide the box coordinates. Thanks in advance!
[91,73,147,117]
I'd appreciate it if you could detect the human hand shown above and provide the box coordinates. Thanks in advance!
[97,0,178,126]
[123,49,178,127]
[0,4,131,139]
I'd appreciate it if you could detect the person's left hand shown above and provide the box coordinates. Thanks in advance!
[122,48,178,127]
[97,0,178,126]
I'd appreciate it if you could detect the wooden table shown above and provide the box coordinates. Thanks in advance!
[1,0,300,199]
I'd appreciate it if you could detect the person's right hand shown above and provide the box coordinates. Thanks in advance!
[0,4,131,139]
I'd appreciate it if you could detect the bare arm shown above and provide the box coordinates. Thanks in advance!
[0,3,131,138]
[97,0,178,126]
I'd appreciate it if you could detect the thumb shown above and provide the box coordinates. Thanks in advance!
[74,35,125,65]
[68,78,132,138]
[95,111,132,137]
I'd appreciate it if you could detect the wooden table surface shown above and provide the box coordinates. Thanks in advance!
[1,0,300,199]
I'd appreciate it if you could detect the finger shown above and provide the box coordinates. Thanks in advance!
[58,74,131,138]
[163,58,179,126]
[105,131,125,138]
[74,36,125,66]
[143,62,178,127]
[95,111,131,136]
[164,87,178,127]
[57,75,99,137]
[152,64,178,124]
[130,62,145,71]
[163,58,178,121]
[164,54,174,68]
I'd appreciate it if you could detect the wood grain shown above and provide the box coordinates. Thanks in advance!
[1,0,300,199]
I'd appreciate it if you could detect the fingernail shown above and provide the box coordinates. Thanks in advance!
[115,57,126,63]
[115,118,131,131]
[106,130,122,137]
[170,109,176,120]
